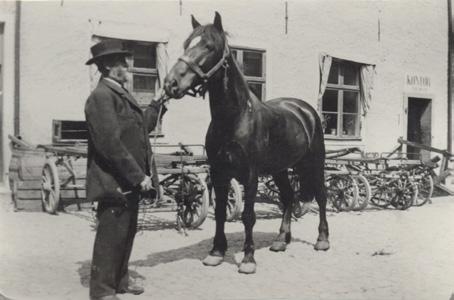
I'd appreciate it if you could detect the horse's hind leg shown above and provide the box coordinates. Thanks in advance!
[312,157,330,251]
[270,170,293,252]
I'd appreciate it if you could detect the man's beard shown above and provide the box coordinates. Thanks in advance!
[114,69,129,83]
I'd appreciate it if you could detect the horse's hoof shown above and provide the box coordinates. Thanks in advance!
[269,241,287,252]
[314,240,330,251]
[202,255,224,266]
[238,262,256,274]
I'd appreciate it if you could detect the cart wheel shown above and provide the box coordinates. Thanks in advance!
[414,174,433,206]
[264,172,303,217]
[177,174,209,228]
[326,175,358,212]
[41,158,60,214]
[352,174,371,211]
[211,178,243,222]
[391,179,417,210]
[370,188,393,208]
[263,176,280,201]
[369,176,393,209]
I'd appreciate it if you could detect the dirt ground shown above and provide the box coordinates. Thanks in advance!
[1,194,454,300]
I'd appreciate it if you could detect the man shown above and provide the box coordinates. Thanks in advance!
[85,39,166,300]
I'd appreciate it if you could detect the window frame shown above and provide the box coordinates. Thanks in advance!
[230,46,266,101]
[52,120,88,144]
[322,60,361,140]
[124,41,159,104]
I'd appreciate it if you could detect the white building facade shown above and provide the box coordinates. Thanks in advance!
[0,0,450,189]
[0,1,17,191]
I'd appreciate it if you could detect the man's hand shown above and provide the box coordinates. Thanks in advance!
[152,89,170,107]
[139,176,153,192]
[151,99,168,119]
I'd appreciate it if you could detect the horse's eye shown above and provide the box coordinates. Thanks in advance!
[206,43,215,51]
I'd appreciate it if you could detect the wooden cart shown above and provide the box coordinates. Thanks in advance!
[7,136,243,229]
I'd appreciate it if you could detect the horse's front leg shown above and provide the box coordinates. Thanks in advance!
[239,175,258,274]
[202,175,229,267]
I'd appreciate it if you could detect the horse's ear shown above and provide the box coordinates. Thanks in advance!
[191,15,201,29]
[213,11,223,32]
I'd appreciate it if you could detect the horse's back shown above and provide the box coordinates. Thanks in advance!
[265,97,319,120]
[266,97,316,110]
[264,97,322,145]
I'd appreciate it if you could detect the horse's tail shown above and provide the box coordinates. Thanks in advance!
[295,111,326,203]
[309,114,327,204]
[311,113,326,161]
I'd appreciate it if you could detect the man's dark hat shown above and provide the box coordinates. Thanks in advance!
[85,39,132,65]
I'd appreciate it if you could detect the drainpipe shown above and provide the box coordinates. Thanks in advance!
[14,0,21,136]
[448,0,452,152]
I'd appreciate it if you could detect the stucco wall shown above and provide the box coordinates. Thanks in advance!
[0,2,15,15]
[0,3,16,188]
[17,0,448,154]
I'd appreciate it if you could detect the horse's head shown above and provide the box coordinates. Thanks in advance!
[164,12,229,99]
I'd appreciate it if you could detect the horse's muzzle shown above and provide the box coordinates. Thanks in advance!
[164,78,181,99]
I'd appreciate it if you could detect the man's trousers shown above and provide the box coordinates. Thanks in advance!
[89,197,139,299]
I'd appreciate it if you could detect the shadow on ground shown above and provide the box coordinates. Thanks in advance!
[77,231,314,288]
[131,231,313,268]
[76,261,145,289]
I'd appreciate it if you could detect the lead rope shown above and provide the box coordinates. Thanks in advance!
[137,90,171,233]
[135,94,170,276]
[148,90,188,235]
[151,93,188,236]
[175,154,189,236]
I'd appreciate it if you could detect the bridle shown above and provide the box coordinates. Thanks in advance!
[177,38,230,98]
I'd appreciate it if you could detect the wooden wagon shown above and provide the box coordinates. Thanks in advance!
[8,135,89,212]
[7,136,243,229]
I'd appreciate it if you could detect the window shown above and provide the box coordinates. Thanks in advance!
[126,42,158,107]
[92,37,158,106]
[322,60,361,138]
[231,47,266,100]
[92,36,163,137]
[52,120,88,144]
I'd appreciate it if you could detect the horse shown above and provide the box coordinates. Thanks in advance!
[164,12,330,274]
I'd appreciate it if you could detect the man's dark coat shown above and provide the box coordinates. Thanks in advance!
[85,78,162,203]
[86,77,165,298]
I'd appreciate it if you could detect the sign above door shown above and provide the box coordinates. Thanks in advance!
[405,74,432,93]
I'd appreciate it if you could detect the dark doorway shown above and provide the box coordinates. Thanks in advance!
[407,97,432,160]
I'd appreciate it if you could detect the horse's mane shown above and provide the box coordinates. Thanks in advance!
[183,24,229,52]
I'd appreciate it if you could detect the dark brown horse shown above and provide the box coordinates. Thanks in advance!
[164,12,329,274]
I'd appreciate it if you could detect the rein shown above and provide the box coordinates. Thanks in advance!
[178,39,230,98]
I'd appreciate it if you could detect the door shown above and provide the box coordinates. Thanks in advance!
[407,97,432,160]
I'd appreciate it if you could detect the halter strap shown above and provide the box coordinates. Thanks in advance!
[178,39,230,84]
[178,56,208,80]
